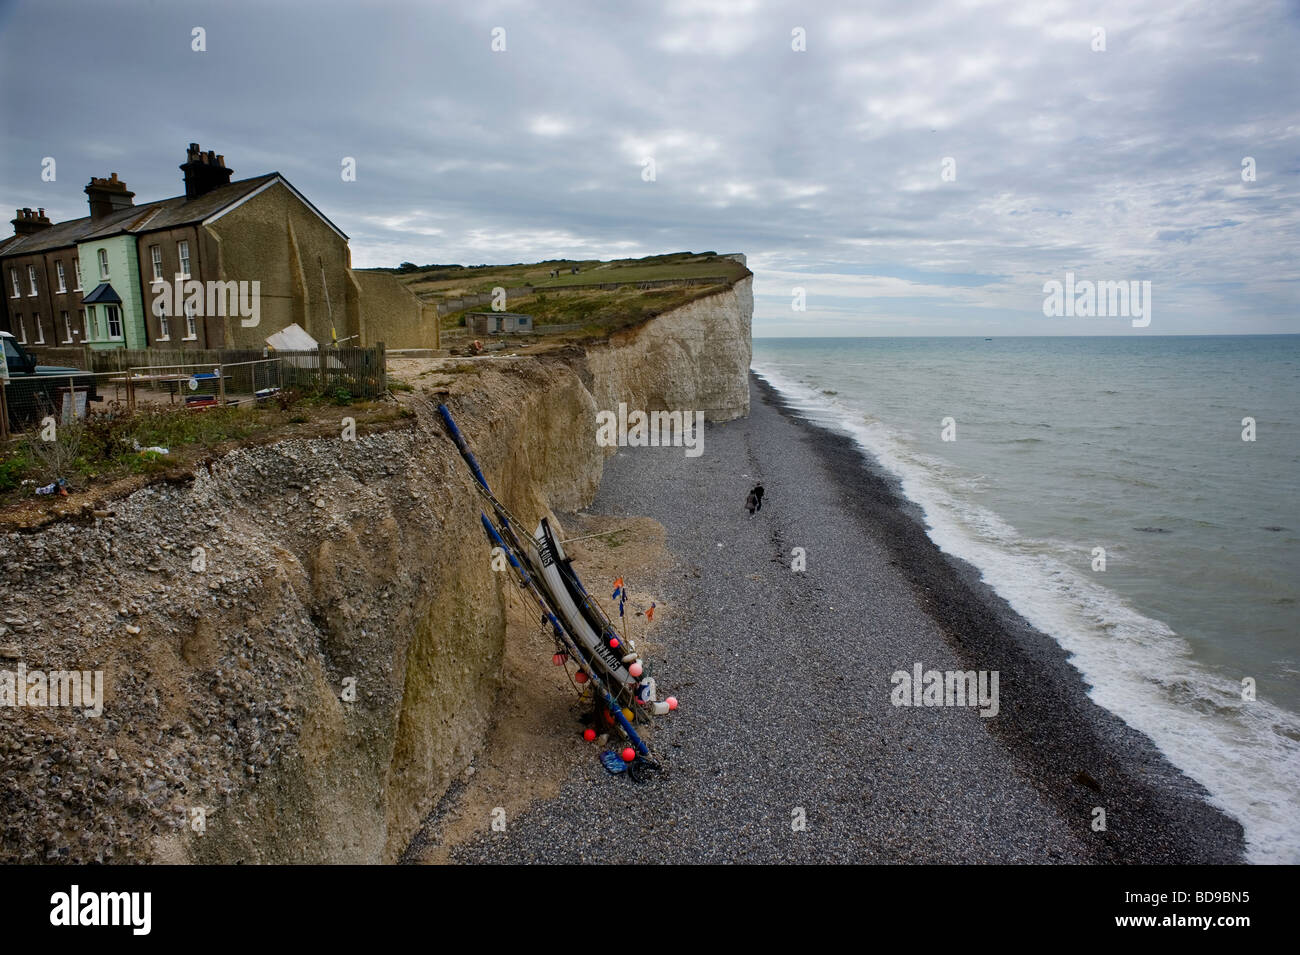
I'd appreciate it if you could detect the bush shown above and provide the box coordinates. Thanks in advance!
[0,447,32,493]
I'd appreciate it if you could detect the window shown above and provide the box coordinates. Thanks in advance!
[150,245,163,283]
[106,305,122,339]
[158,310,170,340]
[184,298,198,339]
[81,308,92,341]
[27,265,38,296]
[177,240,191,279]
[56,261,66,293]
[98,248,109,280]
[73,259,82,291]
[34,314,44,344]
[8,268,18,298]
[62,310,73,343]
[16,315,26,344]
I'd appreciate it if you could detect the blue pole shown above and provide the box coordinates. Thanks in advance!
[437,404,490,491]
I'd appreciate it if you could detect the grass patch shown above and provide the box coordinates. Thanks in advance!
[408,251,749,336]
[0,392,407,512]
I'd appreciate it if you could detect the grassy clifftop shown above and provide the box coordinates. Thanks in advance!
[373,251,750,337]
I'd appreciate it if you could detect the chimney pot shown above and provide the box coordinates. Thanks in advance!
[85,174,135,219]
[11,206,53,235]
[181,142,235,199]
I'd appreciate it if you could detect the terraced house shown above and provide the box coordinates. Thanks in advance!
[0,144,432,353]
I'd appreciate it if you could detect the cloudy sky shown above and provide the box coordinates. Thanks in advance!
[2,0,1297,335]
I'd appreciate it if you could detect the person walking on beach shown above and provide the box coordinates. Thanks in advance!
[752,484,764,512]
[745,489,759,515]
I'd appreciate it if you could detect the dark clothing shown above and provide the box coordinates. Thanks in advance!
[751,484,765,512]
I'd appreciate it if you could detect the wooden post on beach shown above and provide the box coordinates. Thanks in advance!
[0,380,10,441]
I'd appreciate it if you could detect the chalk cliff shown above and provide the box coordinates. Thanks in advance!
[0,269,751,863]
[585,276,753,423]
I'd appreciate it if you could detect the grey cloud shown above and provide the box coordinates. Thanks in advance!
[1,0,1296,334]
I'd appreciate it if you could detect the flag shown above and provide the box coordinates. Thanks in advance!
[646,602,655,621]
[612,577,623,600]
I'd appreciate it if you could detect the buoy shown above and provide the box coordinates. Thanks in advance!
[621,652,639,664]
[651,701,670,716]
[621,747,635,762]
[552,653,566,666]
[621,707,634,722]
[609,637,620,649]
[666,696,678,711]
[583,728,596,742]
[575,671,588,684]
[629,661,643,678]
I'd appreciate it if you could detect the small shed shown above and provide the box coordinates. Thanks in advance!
[466,312,533,335]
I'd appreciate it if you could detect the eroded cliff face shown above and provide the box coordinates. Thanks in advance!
[0,275,751,863]
[585,277,753,423]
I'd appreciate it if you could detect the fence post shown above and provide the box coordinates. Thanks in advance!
[218,362,226,407]
[0,381,9,441]
[318,344,327,392]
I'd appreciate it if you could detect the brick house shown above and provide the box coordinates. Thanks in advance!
[0,144,432,352]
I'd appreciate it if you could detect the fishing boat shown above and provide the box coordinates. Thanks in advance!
[437,404,673,780]
[533,518,634,685]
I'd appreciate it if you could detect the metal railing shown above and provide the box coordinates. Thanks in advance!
[2,345,386,437]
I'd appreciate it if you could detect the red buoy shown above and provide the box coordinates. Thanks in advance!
[666,696,678,711]
[552,653,566,666]
[575,671,588,684]
[609,637,620,649]
[621,747,635,762]
[583,728,597,742]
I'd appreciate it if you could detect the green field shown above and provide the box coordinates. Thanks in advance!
[369,251,750,336]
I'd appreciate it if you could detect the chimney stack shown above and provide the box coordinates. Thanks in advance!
[180,143,234,199]
[85,173,135,220]
[11,207,53,235]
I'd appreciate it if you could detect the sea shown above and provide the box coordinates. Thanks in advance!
[751,335,1299,864]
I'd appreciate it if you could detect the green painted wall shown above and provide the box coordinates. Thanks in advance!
[77,236,147,350]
